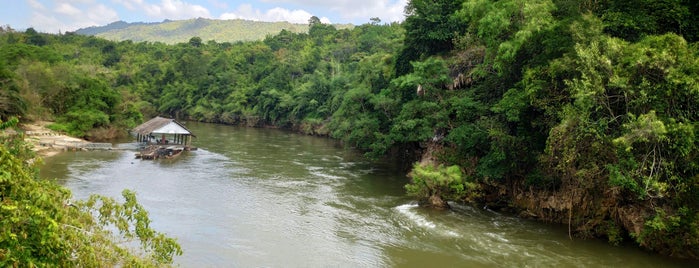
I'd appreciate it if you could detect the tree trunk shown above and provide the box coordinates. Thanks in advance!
[428,194,450,209]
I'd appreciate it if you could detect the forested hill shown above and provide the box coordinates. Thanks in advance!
[75,18,353,44]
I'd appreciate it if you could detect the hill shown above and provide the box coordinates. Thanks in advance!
[75,18,353,44]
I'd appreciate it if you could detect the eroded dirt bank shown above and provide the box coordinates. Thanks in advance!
[20,121,90,158]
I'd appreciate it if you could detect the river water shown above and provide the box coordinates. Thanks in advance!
[40,122,697,267]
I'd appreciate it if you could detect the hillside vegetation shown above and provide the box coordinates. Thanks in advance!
[1,0,698,262]
[76,18,353,44]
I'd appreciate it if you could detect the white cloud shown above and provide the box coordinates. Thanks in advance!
[29,12,61,31]
[219,4,253,20]
[55,3,81,16]
[381,0,408,23]
[113,0,210,20]
[85,4,120,24]
[28,0,119,33]
[207,0,229,10]
[27,0,46,10]
[142,0,211,20]
[260,0,407,23]
[220,4,329,24]
[112,0,144,10]
[332,0,407,23]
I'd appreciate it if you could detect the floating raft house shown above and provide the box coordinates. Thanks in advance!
[131,116,196,159]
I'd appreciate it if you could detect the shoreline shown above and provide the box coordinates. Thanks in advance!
[21,121,91,158]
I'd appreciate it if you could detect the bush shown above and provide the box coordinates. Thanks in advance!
[405,163,480,207]
[50,108,110,138]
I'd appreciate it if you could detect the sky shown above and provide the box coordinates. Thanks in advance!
[1,0,408,33]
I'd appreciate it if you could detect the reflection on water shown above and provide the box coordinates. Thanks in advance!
[40,122,697,267]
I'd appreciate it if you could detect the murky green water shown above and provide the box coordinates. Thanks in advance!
[40,122,697,267]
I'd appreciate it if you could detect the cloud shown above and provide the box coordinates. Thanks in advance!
[55,3,81,16]
[112,0,210,20]
[85,4,120,24]
[328,0,407,23]
[112,0,144,10]
[220,4,329,24]
[27,0,46,10]
[29,12,62,32]
[259,0,407,23]
[207,0,229,10]
[28,0,119,33]
[142,0,211,20]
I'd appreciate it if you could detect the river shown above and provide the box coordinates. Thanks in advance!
[40,122,697,267]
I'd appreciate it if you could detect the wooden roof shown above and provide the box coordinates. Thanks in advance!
[131,116,195,136]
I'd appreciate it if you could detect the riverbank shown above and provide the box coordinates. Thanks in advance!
[21,121,90,158]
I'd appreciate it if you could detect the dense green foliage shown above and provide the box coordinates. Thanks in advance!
[0,0,698,260]
[0,27,142,139]
[405,163,480,205]
[0,118,181,266]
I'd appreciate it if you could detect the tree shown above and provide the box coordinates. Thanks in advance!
[597,0,695,42]
[308,16,321,27]
[188,36,202,47]
[396,0,466,75]
[308,16,337,45]
[24,27,47,46]
[405,163,479,209]
[0,60,26,120]
[457,0,557,73]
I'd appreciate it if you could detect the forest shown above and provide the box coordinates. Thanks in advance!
[1,0,698,264]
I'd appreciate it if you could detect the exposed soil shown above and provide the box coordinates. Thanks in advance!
[20,121,90,157]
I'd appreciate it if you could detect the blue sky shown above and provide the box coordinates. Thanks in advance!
[1,0,408,33]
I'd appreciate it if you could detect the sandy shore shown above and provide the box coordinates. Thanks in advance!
[21,121,90,157]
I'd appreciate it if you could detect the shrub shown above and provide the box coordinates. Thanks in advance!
[405,163,480,207]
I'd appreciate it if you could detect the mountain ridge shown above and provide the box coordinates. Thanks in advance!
[75,18,354,44]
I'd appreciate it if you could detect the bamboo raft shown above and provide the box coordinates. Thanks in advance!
[135,145,197,160]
